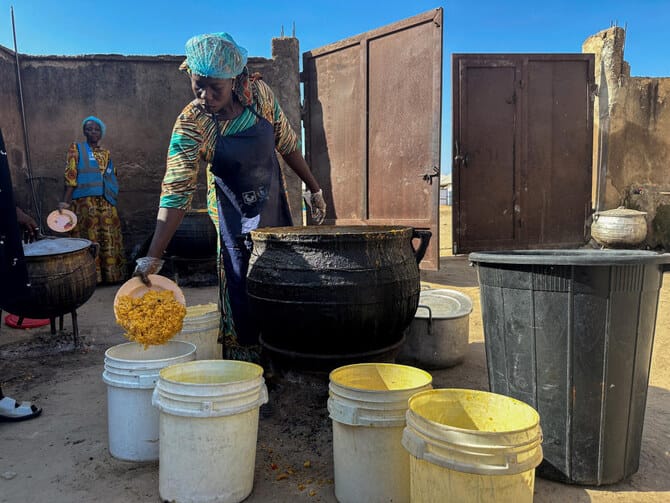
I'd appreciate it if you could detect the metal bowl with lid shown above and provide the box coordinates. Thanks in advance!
[396,288,473,369]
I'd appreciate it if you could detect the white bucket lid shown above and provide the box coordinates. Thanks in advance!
[414,289,473,319]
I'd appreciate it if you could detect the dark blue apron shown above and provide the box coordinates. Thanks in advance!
[210,108,293,346]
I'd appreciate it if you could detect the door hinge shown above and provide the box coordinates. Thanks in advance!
[454,141,468,169]
[420,166,440,184]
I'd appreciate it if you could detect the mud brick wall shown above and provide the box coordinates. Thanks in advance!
[0,37,303,260]
[584,27,670,247]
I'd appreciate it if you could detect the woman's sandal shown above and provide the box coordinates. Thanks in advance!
[0,396,42,422]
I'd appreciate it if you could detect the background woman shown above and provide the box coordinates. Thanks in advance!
[134,32,327,362]
[59,116,126,284]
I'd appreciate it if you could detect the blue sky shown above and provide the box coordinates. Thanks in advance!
[1,1,668,174]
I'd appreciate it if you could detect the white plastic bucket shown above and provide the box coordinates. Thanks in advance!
[152,359,269,503]
[402,388,543,503]
[102,340,196,462]
[328,363,433,503]
[175,303,222,360]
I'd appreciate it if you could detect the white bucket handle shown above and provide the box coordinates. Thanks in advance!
[152,382,269,418]
[328,397,408,427]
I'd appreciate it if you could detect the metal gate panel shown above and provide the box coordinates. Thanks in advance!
[302,40,366,222]
[455,60,520,251]
[453,54,594,254]
[303,9,443,270]
[368,21,438,223]
[523,57,594,246]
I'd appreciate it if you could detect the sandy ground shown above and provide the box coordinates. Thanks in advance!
[1,206,669,503]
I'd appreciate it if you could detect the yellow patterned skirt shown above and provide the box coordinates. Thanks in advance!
[70,196,126,284]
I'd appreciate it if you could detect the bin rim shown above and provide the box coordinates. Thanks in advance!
[469,249,670,267]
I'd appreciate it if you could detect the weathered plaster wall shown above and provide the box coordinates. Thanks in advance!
[0,37,302,259]
[0,49,27,195]
[583,27,670,247]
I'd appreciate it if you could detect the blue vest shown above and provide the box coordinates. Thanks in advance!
[71,142,118,206]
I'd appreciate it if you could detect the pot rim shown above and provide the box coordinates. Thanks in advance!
[594,207,647,218]
[414,289,473,319]
[251,225,413,241]
[23,237,93,257]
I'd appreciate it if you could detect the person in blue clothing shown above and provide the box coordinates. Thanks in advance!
[58,116,126,284]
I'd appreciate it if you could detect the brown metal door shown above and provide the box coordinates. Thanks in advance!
[302,8,443,270]
[453,54,594,254]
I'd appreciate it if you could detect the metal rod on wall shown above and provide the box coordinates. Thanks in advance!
[11,5,42,227]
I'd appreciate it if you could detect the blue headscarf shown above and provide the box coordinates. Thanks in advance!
[82,116,106,138]
[183,32,248,79]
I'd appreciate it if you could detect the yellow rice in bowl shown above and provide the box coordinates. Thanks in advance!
[115,290,187,348]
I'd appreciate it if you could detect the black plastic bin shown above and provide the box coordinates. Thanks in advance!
[469,249,670,485]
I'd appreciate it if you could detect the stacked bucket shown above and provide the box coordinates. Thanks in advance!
[152,360,268,502]
[102,341,197,462]
[174,303,222,360]
[328,364,433,502]
[103,342,267,503]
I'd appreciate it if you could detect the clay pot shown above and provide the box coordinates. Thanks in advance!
[591,206,647,247]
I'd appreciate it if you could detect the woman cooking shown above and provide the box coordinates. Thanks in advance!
[134,32,327,362]
[59,116,126,284]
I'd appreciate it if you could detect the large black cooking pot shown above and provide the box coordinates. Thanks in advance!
[165,209,218,259]
[0,238,97,319]
[247,225,431,367]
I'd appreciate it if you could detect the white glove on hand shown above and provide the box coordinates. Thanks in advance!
[303,189,326,225]
[133,257,165,285]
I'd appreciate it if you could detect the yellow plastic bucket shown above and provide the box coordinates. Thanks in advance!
[402,389,543,503]
[328,363,433,503]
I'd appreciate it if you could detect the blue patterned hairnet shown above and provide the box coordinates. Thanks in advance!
[184,32,248,79]
[81,116,106,138]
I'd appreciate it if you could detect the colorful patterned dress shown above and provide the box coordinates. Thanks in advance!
[64,142,126,284]
[159,73,299,361]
